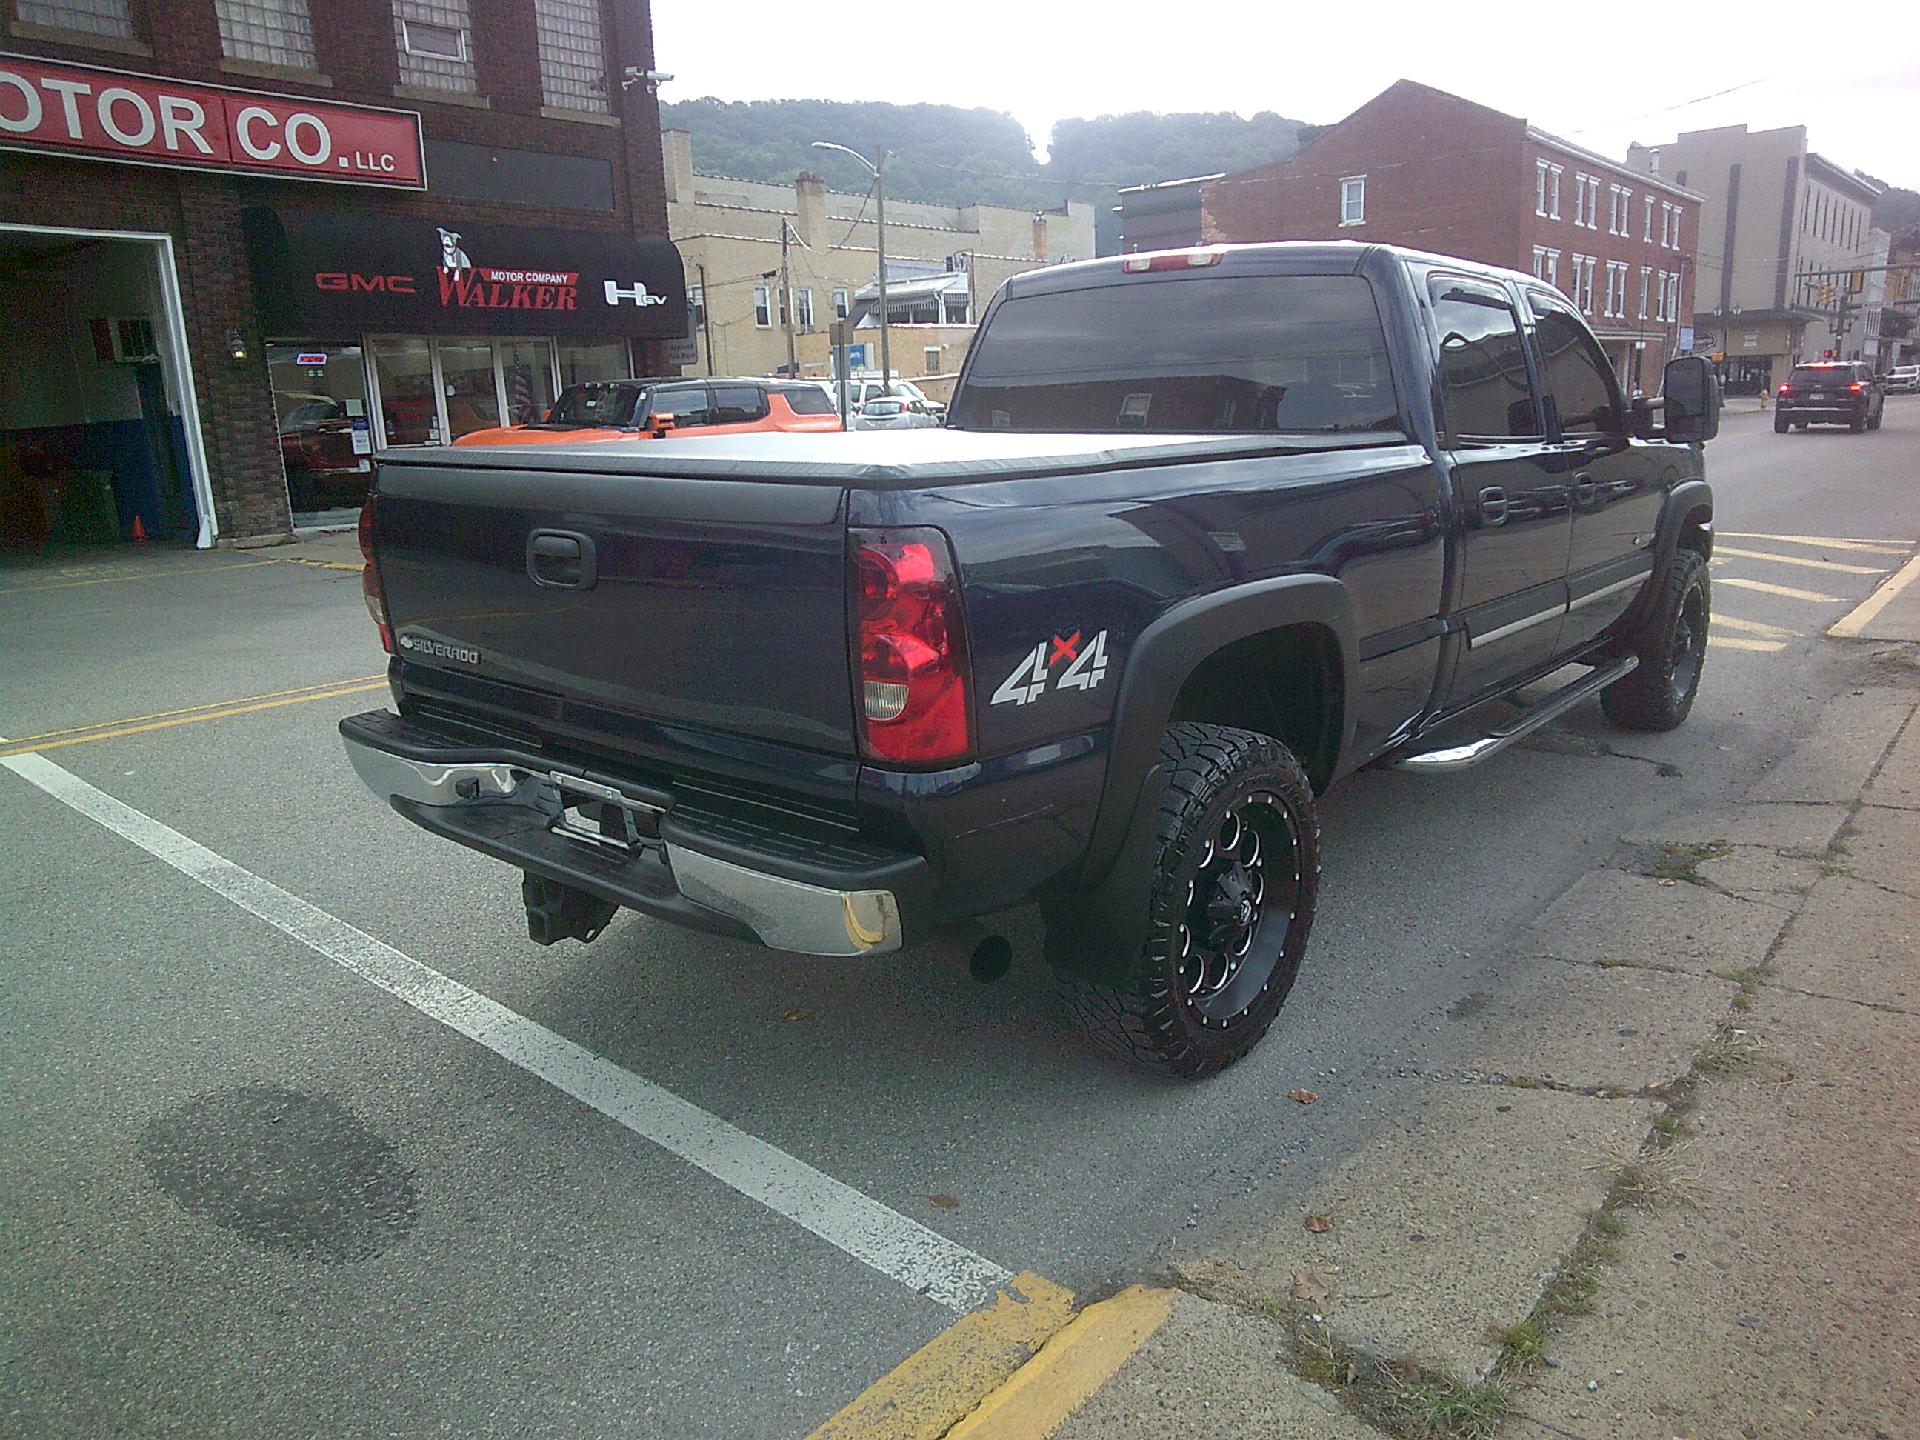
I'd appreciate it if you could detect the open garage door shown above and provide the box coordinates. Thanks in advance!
[0,226,215,551]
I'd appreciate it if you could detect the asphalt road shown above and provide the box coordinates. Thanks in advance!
[4,398,1917,1439]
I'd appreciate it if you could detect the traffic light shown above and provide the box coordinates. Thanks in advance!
[1817,280,1837,306]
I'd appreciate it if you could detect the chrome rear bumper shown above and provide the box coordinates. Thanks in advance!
[341,715,904,956]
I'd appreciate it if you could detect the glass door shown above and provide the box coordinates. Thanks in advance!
[372,338,437,445]
[498,339,556,426]
[438,340,503,440]
[267,342,373,526]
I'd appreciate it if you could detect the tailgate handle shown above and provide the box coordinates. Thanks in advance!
[527,530,596,590]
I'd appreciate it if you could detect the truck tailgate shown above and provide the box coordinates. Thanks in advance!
[372,455,855,757]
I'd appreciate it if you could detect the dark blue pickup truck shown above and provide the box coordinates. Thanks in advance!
[342,242,1720,1077]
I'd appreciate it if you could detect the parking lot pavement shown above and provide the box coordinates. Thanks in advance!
[3,399,1918,1437]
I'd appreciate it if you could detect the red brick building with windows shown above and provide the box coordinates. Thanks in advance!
[0,0,683,547]
[1203,80,1703,395]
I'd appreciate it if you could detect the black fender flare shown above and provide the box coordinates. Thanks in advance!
[1622,479,1713,633]
[1079,574,1358,892]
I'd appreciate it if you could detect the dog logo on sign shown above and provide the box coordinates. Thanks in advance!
[436,228,472,274]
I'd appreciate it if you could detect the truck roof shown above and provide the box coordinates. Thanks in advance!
[1001,239,1536,300]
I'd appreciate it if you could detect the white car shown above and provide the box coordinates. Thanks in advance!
[851,397,941,430]
[1885,364,1920,395]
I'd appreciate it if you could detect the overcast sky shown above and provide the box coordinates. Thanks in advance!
[652,2,1918,193]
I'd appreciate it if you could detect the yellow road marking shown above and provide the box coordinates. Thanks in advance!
[0,681,386,758]
[3,676,385,746]
[0,558,281,594]
[1708,635,1786,653]
[265,555,364,572]
[1713,545,1886,575]
[1718,531,1909,554]
[805,1272,1076,1440]
[1714,614,1796,640]
[1830,551,1920,639]
[1717,577,1846,604]
[945,1285,1178,1440]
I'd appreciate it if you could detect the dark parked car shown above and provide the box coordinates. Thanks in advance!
[344,242,1719,1077]
[1775,361,1884,432]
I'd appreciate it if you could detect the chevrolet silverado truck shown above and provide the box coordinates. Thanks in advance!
[341,242,1720,1078]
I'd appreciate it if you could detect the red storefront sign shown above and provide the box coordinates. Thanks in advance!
[0,53,424,188]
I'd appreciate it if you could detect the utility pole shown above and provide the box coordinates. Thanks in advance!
[778,220,798,378]
[874,149,891,384]
[696,261,715,377]
[810,140,893,384]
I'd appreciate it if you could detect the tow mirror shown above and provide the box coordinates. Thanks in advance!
[1662,355,1721,444]
[650,412,676,439]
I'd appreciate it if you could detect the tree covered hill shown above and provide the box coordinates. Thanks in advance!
[659,98,1309,252]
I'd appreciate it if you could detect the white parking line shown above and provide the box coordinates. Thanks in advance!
[1712,546,1886,576]
[1717,577,1846,604]
[1717,532,1908,554]
[1714,614,1797,640]
[0,748,1013,1314]
[1708,635,1786,653]
[1830,552,1920,639]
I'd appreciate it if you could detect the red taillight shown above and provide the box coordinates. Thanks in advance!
[852,529,971,765]
[1121,246,1225,272]
[1778,384,1791,395]
[359,496,392,654]
[1849,381,1864,393]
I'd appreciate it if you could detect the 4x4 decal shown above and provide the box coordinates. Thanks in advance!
[990,630,1110,706]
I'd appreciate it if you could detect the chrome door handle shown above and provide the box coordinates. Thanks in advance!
[1479,486,1508,525]
[1573,473,1601,504]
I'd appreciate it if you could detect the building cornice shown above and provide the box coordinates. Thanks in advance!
[1527,127,1705,202]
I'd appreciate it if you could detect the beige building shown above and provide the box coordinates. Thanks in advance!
[662,130,1094,383]
[1627,124,1882,391]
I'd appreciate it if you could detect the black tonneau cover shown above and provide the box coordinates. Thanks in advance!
[374,428,1408,489]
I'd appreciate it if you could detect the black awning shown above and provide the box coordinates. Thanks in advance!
[242,207,686,339]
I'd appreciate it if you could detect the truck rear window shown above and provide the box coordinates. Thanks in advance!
[951,273,1400,435]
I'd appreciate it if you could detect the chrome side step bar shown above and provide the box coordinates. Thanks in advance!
[1388,656,1639,774]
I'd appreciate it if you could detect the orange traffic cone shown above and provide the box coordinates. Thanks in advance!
[131,515,149,544]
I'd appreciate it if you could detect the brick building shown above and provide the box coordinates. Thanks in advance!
[0,0,683,546]
[1203,80,1703,393]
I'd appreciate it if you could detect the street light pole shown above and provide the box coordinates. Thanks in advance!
[811,140,892,384]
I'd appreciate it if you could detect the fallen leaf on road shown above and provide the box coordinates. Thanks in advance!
[784,1008,808,1021]
[1304,1213,1334,1234]
[1289,1088,1320,1105]
[1658,879,1678,888]
[929,1194,958,1209]
[1290,1268,1331,1304]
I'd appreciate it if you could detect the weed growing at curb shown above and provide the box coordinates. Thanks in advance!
[1642,839,1732,886]
[1285,1317,1511,1440]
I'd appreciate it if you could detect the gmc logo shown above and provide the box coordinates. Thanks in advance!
[315,272,417,293]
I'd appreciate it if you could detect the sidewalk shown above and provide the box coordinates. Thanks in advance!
[944,635,1918,1439]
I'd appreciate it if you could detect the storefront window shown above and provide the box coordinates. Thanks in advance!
[438,341,501,439]
[268,343,373,525]
[558,339,632,386]
[373,338,437,445]
[498,339,556,425]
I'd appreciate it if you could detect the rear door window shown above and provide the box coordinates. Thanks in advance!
[709,384,769,425]
[950,272,1401,434]
[1525,289,1623,436]
[1429,279,1540,440]
[776,384,836,415]
[649,384,711,428]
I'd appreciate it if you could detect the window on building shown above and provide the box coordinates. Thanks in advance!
[1530,289,1621,436]
[394,0,476,92]
[942,292,969,325]
[686,283,704,329]
[1340,175,1366,225]
[1654,269,1668,321]
[17,0,135,37]
[1666,272,1681,322]
[1580,255,1597,315]
[213,0,317,66]
[1536,161,1551,218]
[1548,165,1562,220]
[1545,249,1559,289]
[1639,266,1651,321]
[924,346,943,375]
[833,288,849,320]
[1430,280,1540,439]
[792,287,814,329]
[1644,195,1655,242]
[753,285,772,328]
[1607,185,1621,236]
[1532,245,1550,280]
[533,0,608,113]
[1668,207,1682,252]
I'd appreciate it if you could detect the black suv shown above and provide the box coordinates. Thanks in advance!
[1775,361,1885,433]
